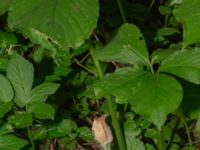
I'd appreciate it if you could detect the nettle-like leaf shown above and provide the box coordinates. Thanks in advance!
[0,0,12,15]
[95,23,150,66]
[30,82,60,103]
[7,53,34,107]
[8,0,99,48]
[94,68,182,127]
[0,74,14,102]
[27,102,55,120]
[159,49,200,84]
[0,135,28,150]
[174,0,200,46]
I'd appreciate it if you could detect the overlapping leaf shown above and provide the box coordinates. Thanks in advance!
[159,49,200,84]
[30,82,60,103]
[0,135,28,150]
[174,0,200,46]
[27,103,55,120]
[94,68,182,127]
[0,74,13,102]
[7,53,34,107]
[8,0,99,48]
[95,23,149,66]
[0,0,12,15]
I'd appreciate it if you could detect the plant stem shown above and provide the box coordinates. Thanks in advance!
[116,0,126,23]
[166,120,180,150]
[27,127,35,150]
[158,128,163,150]
[182,118,193,148]
[145,0,155,20]
[89,47,126,150]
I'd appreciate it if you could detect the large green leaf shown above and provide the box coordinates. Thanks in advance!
[7,53,34,107]
[27,102,55,120]
[95,23,149,65]
[30,82,60,103]
[94,69,182,127]
[0,135,28,150]
[0,0,12,15]
[174,0,200,46]
[159,49,200,84]
[0,74,14,102]
[8,0,99,48]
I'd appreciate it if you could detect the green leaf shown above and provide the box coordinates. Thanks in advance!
[151,48,178,64]
[0,31,17,47]
[159,5,172,15]
[0,57,9,72]
[77,127,93,141]
[126,138,145,150]
[94,69,182,127]
[157,27,179,37]
[8,0,99,48]
[8,112,32,128]
[180,79,200,119]
[30,82,60,103]
[7,53,34,107]
[174,0,200,46]
[124,120,141,139]
[0,102,12,119]
[0,0,12,15]
[0,135,28,150]
[95,23,149,65]
[0,122,13,136]
[27,28,58,52]
[159,49,200,84]
[0,74,14,102]
[27,103,55,120]
[33,119,77,140]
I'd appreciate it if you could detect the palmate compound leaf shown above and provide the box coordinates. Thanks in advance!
[7,53,34,107]
[8,0,99,49]
[159,48,200,84]
[95,23,150,66]
[174,0,200,46]
[93,68,182,128]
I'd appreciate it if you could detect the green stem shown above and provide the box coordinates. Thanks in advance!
[74,58,95,74]
[166,120,179,150]
[158,128,163,150]
[116,0,126,23]
[27,127,35,150]
[89,47,126,150]
[145,0,155,20]
[182,118,193,148]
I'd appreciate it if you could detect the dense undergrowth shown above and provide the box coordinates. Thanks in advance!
[1,0,200,150]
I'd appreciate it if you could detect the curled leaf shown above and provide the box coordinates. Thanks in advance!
[92,114,113,146]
